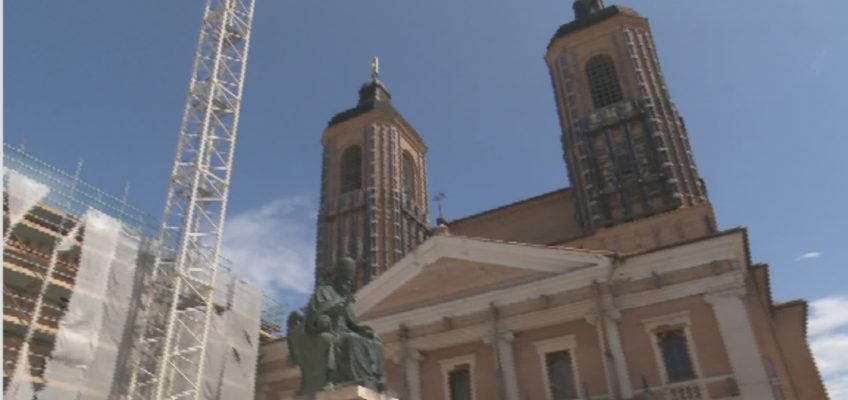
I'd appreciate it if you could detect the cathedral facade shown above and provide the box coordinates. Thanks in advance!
[256,1,827,399]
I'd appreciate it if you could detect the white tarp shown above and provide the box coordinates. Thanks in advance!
[3,169,50,400]
[78,227,142,400]
[37,210,121,400]
[2,168,264,399]
[200,276,263,400]
[3,168,50,243]
[220,280,263,400]
[5,343,37,400]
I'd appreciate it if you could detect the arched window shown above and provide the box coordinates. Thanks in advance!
[340,146,362,193]
[401,152,416,199]
[586,55,623,109]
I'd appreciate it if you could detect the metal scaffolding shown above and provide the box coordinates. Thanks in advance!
[126,0,256,399]
[3,146,282,399]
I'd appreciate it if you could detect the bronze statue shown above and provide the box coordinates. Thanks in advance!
[287,257,386,396]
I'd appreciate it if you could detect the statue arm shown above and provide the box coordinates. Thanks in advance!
[344,303,376,339]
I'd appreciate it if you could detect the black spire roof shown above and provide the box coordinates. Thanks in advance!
[327,79,398,127]
[547,4,641,50]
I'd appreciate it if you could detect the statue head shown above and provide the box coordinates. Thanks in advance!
[333,257,357,296]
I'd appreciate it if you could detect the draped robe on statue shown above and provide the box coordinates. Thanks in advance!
[287,257,386,396]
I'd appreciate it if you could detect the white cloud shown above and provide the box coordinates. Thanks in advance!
[809,296,848,337]
[795,251,822,262]
[811,333,848,376]
[222,196,316,295]
[809,295,848,399]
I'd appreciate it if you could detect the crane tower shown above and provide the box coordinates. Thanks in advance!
[127,0,255,399]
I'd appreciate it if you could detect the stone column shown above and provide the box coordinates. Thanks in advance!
[704,287,773,399]
[586,310,633,399]
[403,350,422,400]
[603,310,633,399]
[485,331,520,400]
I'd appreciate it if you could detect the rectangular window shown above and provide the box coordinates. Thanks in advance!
[657,329,696,382]
[545,350,577,400]
[448,364,472,400]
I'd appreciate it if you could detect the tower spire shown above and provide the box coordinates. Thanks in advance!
[573,0,604,20]
[318,62,430,289]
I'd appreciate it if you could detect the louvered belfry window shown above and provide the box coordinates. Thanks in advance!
[340,145,362,193]
[586,55,624,109]
[402,151,416,199]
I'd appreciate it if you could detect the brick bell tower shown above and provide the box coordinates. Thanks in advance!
[547,0,709,234]
[315,58,429,290]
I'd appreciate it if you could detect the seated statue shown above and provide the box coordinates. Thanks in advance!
[287,257,386,396]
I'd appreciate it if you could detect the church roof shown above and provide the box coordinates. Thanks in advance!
[447,187,572,226]
[547,5,642,50]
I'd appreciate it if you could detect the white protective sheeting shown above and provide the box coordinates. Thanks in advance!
[3,169,49,400]
[200,276,264,400]
[220,280,263,399]
[37,210,121,400]
[3,168,50,242]
[5,343,37,400]
[77,227,142,400]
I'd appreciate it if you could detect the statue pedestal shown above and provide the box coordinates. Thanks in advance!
[299,386,396,400]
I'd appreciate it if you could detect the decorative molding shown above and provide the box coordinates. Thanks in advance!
[534,335,578,356]
[361,232,747,335]
[482,330,515,344]
[641,311,704,385]
[533,335,583,400]
[703,285,746,304]
[641,310,691,332]
[355,235,610,315]
[439,354,477,400]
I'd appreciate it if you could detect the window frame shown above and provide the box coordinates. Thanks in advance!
[401,150,416,200]
[439,354,476,400]
[585,54,624,109]
[642,311,703,385]
[339,145,363,194]
[534,335,582,400]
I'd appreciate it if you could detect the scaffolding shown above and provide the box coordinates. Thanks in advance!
[3,146,280,399]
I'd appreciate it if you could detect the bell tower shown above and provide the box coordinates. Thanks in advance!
[546,1,709,234]
[315,59,429,289]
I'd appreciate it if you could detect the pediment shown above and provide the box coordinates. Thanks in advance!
[360,257,551,319]
[354,235,610,320]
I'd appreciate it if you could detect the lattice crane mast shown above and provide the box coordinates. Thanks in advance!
[126,0,255,399]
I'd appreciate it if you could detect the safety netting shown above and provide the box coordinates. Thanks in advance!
[3,146,273,400]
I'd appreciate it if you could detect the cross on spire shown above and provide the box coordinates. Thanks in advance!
[371,56,380,81]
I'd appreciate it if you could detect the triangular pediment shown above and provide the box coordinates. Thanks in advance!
[354,235,610,320]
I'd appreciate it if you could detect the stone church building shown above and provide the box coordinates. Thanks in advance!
[256,1,828,399]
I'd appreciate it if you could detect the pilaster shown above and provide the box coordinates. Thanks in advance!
[586,309,633,399]
[704,287,772,399]
[402,350,422,400]
[484,331,520,400]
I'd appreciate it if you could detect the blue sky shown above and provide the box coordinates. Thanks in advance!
[5,0,847,395]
